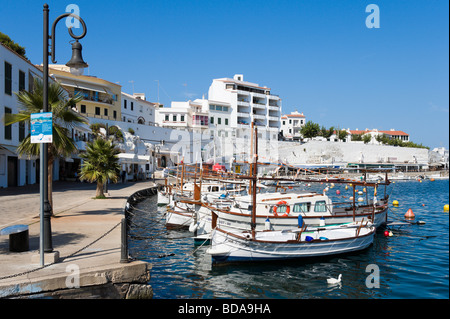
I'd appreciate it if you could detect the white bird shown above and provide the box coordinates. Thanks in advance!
[327,274,342,285]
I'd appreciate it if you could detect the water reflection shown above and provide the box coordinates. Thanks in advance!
[128,180,449,299]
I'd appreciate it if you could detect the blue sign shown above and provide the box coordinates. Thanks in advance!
[30,112,53,143]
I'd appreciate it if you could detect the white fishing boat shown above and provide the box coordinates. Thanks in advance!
[165,181,245,229]
[206,220,376,263]
[190,190,388,237]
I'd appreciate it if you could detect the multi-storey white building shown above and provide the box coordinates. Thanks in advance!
[280,111,306,140]
[121,92,157,126]
[0,43,45,188]
[207,74,281,140]
[156,99,209,133]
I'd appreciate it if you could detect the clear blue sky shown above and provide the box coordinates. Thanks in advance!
[1,0,448,148]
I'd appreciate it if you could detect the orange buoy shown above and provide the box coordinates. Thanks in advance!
[405,208,415,220]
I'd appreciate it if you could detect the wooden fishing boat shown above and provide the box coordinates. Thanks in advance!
[190,190,388,237]
[206,220,375,263]
[206,122,377,264]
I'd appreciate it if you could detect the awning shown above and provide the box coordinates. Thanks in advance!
[56,78,109,94]
[0,144,17,155]
[118,153,151,164]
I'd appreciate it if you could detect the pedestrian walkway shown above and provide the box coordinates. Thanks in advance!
[0,180,159,297]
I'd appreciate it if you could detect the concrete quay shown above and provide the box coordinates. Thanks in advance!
[0,180,159,299]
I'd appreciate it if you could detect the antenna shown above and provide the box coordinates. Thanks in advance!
[154,80,160,103]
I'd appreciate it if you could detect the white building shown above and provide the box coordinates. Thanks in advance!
[121,92,157,126]
[0,43,45,188]
[208,74,281,140]
[280,111,306,140]
[156,98,209,133]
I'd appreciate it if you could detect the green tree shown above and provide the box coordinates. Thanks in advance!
[300,121,321,139]
[351,133,363,141]
[79,138,120,198]
[3,78,87,213]
[0,32,27,59]
[363,134,372,144]
[338,129,348,141]
[320,126,335,139]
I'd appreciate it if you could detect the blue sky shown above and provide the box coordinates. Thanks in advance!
[1,0,448,148]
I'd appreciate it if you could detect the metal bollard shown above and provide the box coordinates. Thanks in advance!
[120,217,129,263]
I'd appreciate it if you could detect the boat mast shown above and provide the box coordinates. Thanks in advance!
[251,122,258,239]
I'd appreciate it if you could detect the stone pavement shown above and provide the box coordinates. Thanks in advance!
[0,180,159,298]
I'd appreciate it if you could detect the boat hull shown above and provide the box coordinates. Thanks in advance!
[207,225,375,263]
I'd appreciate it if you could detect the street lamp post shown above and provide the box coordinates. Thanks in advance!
[40,4,88,261]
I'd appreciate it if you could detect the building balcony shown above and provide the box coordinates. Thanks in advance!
[237,100,250,106]
[236,90,250,96]
[268,116,279,121]
[237,112,251,118]
[252,92,267,99]
[252,102,266,110]
[268,105,279,111]
[252,113,266,120]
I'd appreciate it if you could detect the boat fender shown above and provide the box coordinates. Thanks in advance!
[305,236,314,242]
[265,218,271,230]
[319,237,329,241]
[298,215,304,228]
[189,222,199,233]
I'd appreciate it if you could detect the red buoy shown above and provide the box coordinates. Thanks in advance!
[384,230,390,237]
[336,190,341,195]
[405,208,415,220]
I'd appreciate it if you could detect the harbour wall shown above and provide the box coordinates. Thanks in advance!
[278,141,429,166]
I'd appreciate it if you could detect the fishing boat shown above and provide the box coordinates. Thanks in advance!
[206,220,376,263]
[190,188,388,238]
[165,180,246,229]
[206,122,378,264]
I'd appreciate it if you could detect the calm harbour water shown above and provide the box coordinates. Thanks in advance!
[128,179,449,299]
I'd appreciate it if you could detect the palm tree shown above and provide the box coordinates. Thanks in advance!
[79,138,120,198]
[3,78,87,213]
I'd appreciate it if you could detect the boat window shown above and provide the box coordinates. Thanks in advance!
[314,201,327,213]
[207,186,212,192]
[212,186,219,192]
[293,202,311,213]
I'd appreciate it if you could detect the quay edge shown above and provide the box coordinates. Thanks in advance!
[0,182,160,299]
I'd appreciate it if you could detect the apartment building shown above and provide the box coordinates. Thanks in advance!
[0,43,45,187]
[121,92,157,125]
[208,74,281,140]
[48,65,122,122]
[280,111,306,140]
[156,99,209,134]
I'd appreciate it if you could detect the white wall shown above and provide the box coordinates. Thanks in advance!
[278,140,429,165]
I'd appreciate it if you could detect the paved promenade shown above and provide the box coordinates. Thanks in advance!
[0,180,159,297]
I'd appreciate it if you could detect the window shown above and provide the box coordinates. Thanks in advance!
[80,105,86,113]
[113,110,117,119]
[180,115,185,122]
[226,84,235,90]
[223,106,229,112]
[218,118,221,125]
[314,201,327,213]
[131,102,134,111]
[95,107,100,116]
[216,105,222,111]
[4,62,12,95]
[19,122,25,142]
[124,100,127,109]
[165,115,169,121]
[4,107,12,140]
[225,118,229,125]
[293,202,311,213]
[19,70,26,92]
[210,117,214,124]
[289,119,292,124]
[172,115,177,122]
[104,108,108,116]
